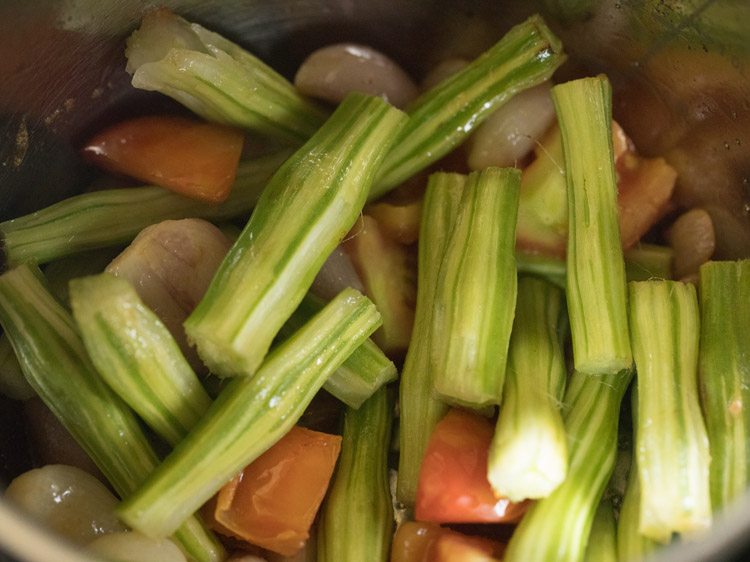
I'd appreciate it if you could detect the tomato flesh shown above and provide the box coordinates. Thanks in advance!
[208,425,341,556]
[82,115,244,203]
[415,408,528,524]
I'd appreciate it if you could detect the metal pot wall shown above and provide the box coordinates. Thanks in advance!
[0,1,748,561]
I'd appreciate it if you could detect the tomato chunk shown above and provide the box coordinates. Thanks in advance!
[617,153,677,250]
[415,409,528,523]
[208,426,341,556]
[81,115,244,203]
[344,214,416,357]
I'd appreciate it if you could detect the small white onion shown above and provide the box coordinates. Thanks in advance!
[467,82,556,170]
[294,44,418,109]
[107,219,232,373]
[666,208,716,280]
[85,531,187,562]
[310,245,365,301]
[4,464,125,545]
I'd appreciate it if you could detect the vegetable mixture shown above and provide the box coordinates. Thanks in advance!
[1,8,748,562]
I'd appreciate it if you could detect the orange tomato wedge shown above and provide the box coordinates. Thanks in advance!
[81,115,244,203]
[415,409,528,524]
[344,214,416,357]
[207,425,341,556]
[617,153,677,250]
[515,120,676,258]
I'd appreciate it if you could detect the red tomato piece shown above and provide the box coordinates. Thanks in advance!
[81,115,244,203]
[617,154,677,250]
[208,425,341,556]
[415,409,528,524]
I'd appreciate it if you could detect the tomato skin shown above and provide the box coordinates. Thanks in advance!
[81,115,244,203]
[617,154,676,250]
[415,409,528,524]
[208,425,341,556]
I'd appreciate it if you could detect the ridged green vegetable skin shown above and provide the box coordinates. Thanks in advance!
[396,172,465,504]
[431,167,520,407]
[488,276,568,501]
[371,14,566,198]
[617,389,658,561]
[70,273,212,447]
[504,368,633,562]
[629,280,711,542]
[699,260,750,510]
[0,264,224,562]
[584,500,618,562]
[317,387,394,562]
[126,9,327,144]
[552,76,632,375]
[618,456,659,561]
[184,93,406,378]
[119,287,382,539]
[280,294,397,409]
[0,151,289,268]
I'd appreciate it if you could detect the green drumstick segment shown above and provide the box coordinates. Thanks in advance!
[431,167,520,408]
[397,172,466,505]
[488,276,568,501]
[0,264,224,562]
[317,387,394,562]
[119,288,381,538]
[0,151,289,268]
[552,75,632,375]
[504,368,633,562]
[126,9,327,144]
[70,273,212,447]
[280,294,397,409]
[629,280,711,542]
[184,93,406,378]
[371,15,565,199]
[699,260,750,509]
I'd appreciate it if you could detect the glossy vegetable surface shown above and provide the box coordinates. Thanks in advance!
[184,93,406,378]
[396,172,464,505]
[119,288,379,539]
[552,76,632,375]
[415,408,527,523]
[82,115,244,203]
[0,264,224,562]
[317,387,393,562]
[211,426,341,556]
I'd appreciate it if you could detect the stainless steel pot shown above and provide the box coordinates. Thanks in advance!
[0,1,748,561]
